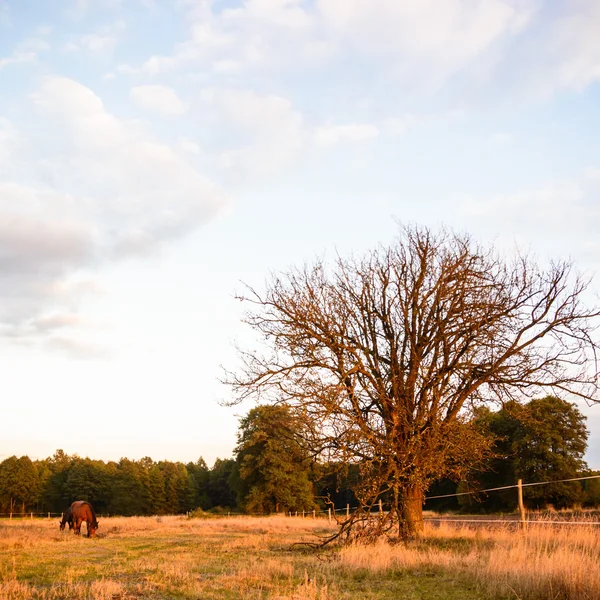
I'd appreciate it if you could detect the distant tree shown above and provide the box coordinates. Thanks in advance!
[157,461,195,514]
[207,458,237,509]
[33,458,54,513]
[148,463,167,514]
[41,450,72,512]
[422,478,460,512]
[471,397,589,510]
[186,458,211,510]
[109,459,147,516]
[582,471,600,507]
[63,458,111,511]
[233,405,316,514]
[227,225,600,538]
[0,456,40,514]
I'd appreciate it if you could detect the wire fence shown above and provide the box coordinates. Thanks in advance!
[423,474,600,500]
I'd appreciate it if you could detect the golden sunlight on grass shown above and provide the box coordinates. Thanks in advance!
[339,521,600,600]
[2,514,599,599]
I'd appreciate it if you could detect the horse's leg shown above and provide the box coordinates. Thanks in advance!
[74,518,81,535]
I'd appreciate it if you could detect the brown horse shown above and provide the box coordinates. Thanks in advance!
[70,501,99,538]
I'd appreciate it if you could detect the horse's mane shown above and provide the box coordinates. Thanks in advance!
[85,501,98,523]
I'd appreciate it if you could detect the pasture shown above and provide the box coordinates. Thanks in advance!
[1,514,599,599]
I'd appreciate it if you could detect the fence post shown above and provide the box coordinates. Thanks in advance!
[518,478,527,531]
[346,504,350,518]
[30,512,33,520]
[9,512,12,520]
[328,507,332,523]
[48,512,50,520]
[379,499,383,516]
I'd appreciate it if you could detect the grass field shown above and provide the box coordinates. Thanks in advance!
[1,514,599,599]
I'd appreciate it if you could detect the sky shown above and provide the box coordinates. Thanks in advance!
[1,0,600,469]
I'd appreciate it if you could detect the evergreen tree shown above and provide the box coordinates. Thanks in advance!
[234,405,316,514]
[109,459,146,515]
[148,463,167,514]
[186,458,211,509]
[207,458,237,509]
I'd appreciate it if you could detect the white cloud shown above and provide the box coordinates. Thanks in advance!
[0,77,227,348]
[36,25,53,36]
[196,87,305,174]
[318,0,522,56]
[80,33,118,54]
[490,132,513,144]
[384,114,423,136]
[0,118,19,164]
[0,4,10,27]
[459,169,600,264]
[131,85,188,116]
[315,123,379,146]
[65,20,125,55]
[179,137,201,154]
[0,51,37,70]
[120,0,327,77]
[0,35,50,70]
[526,0,600,95]
[121,0,535,90]
[120,0,600,101]
[17,37,51,53]
[68,0,123,18]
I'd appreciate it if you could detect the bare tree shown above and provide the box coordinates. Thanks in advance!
[226,226,600,540]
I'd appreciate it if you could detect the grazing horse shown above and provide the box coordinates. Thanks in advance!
[59,505,74,531]
[70,501,99,538]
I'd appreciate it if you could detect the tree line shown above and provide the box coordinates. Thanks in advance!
[1,395,599,517]
[0,450,237,516]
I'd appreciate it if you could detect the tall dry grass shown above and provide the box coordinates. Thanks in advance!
[340,520,600,600]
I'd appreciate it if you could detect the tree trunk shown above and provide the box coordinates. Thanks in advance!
[399,484,424,539]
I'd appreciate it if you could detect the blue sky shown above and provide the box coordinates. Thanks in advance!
[1,0,600,468]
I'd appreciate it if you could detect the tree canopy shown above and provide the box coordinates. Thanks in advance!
[470,396,589,510]
[233,405,316,514]
[227,225,600,539]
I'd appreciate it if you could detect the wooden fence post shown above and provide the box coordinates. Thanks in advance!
[312,510,316,519]
[328,507,332,523]
[346,504,350,518]
[518,478,527,531]
[379,499,383,516]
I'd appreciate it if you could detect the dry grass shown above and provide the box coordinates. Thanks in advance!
[0,516,342,600]
[340,520,600,600]
[2,514,598,599]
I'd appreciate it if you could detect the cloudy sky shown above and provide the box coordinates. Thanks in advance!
[1,0,600,468]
